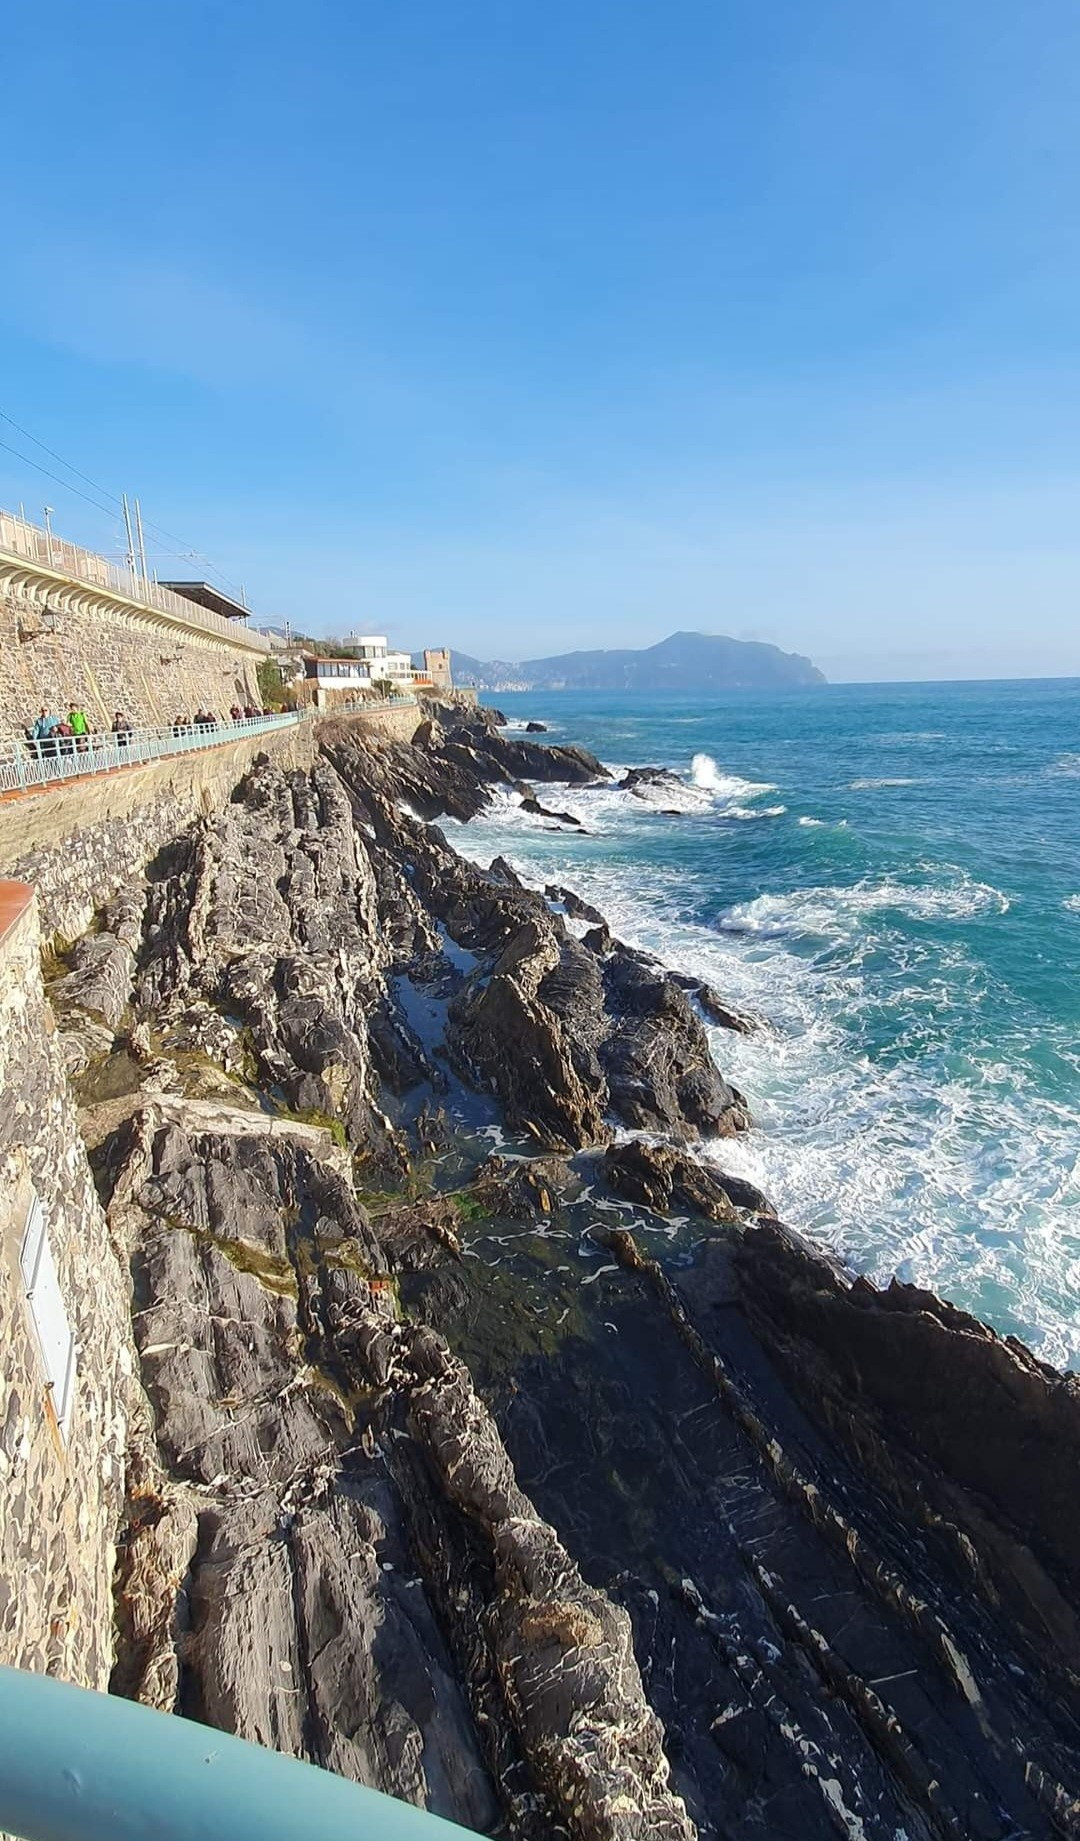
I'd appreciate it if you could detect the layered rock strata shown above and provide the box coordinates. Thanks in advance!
[45,703,1080,1841]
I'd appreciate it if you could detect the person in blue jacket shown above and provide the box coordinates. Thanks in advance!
[30,706,60,762]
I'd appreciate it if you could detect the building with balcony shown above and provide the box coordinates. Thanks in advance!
[301,656,379,706]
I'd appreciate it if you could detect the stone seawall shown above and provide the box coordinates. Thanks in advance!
[0,884,131,1686]
[1,581,264,744]
[315,703,422,746]
[0,718,315,941]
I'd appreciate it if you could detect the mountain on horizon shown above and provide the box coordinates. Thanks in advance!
[435,630,826,692]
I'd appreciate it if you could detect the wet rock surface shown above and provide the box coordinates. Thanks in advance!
[102,1101,693,1839]
[604,1138,771,1218]
[65,701,1080,1839]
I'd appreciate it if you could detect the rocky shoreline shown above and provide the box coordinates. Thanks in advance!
[55,700,1080,1839]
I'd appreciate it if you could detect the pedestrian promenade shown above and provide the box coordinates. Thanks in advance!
[0,711,307,799]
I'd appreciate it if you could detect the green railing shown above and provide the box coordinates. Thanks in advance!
[0,1667,479,1841]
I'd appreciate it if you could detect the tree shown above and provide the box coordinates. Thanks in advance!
[257,658,288,707]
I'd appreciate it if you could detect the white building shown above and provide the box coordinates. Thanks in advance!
[344,634,434,690]
[301,634,435,707]
[349,635,390,666]
[301,657,378,706]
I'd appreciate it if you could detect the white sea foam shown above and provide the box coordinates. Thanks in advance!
[691,752,777,799]
[870,730,947,744]
[438,789,1080,1365]
[617,776,713,815]
[1064,894,1080,914]
[449,751,788,836]
[723,875,1009,936]
[798,815,826,827]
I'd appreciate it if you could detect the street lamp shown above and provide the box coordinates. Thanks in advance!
[42,506,54,566]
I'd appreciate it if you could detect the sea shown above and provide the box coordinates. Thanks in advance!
[442,678,1080,1370]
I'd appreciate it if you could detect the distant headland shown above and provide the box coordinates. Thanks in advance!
[438,629,827,692]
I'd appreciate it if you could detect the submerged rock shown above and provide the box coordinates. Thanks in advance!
[520,793,581,826]
[469,1153,576,1219]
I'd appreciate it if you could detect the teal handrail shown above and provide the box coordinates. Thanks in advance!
[0,711,307,796]
[0,1667,479,1841]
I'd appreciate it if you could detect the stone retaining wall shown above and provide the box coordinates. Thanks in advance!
[0,884,131,1687]
[1,581,264,745]
[0,718,315,941]
[315,703,422,746]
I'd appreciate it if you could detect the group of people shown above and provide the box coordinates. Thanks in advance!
[26,704,99,759]
[23,699,275,767]
[171,704,272,733]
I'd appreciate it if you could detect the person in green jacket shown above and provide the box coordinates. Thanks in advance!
[67,704,89,752]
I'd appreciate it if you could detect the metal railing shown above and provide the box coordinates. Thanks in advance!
[0,712,307,796]
[0,509,273,655]
[327,693,419,715]
[0,1664,477,1841]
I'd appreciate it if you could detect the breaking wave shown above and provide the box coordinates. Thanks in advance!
[690,752,777,799]
[723,875,1010,937]
[439,696,1079,1367]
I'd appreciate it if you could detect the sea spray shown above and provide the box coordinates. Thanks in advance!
[447,681,1080,1368]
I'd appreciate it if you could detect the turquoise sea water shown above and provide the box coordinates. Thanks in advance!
[445,679,1080,1367]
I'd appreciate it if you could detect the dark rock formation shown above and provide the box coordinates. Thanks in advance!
[733,1218,1080,1681]
[520,793,581,826]
[669,972,757,1034]
[104,1099,693,1840]
[54,883,145,1030]
[66,698,1080,1841]
[132,762,403,1162]
[545,884,607,927]
[321,709,607,828]
[445,915,748,1151]
[604,1138,771,1218]
[469,1153,575,1219]
[593,941,751,1140]
[618,766,685,800]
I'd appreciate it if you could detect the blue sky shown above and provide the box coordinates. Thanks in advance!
[2,0,1079,680]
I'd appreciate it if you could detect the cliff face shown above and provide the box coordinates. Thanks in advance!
[58,706,1080,1841]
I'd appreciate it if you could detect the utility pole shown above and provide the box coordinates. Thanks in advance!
[121,495,137,583]
[42,505,54,566]
[134,497,149,587]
